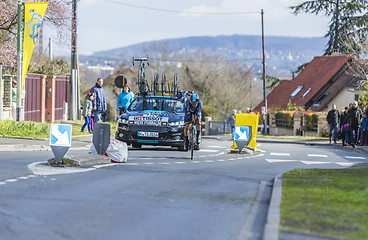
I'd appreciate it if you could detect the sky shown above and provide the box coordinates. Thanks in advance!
[62,0,330,55]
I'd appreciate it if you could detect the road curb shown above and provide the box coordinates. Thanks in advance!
[263,172,283,240]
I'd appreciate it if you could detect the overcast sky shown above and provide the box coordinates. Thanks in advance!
[73,0,329,55]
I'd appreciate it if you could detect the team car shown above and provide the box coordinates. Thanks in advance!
[115,57,188,150]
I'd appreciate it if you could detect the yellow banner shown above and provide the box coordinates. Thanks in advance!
[231,113,259,150]
[22,2,48,89]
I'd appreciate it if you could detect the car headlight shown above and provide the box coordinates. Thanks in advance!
[169,121,184,127]
[118,118,129,124]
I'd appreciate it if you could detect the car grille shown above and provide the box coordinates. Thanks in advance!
[129,125,169,133]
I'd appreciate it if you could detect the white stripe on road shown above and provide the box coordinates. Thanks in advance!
[270,153,290,156]
[345,156,366,160]
[266,159,297,163]
[336,162,357,167]
[300,161,329,165]
[308,154,328,158]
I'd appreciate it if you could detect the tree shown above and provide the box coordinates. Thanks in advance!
[0,0,71,69]
[290,0,368,55]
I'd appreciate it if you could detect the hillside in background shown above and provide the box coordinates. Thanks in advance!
[79,34,327,78]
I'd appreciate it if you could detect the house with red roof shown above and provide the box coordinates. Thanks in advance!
[254,55,364,113]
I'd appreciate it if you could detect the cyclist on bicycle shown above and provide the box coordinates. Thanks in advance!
[184,93,203,151]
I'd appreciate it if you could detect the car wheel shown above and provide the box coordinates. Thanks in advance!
[132,143,142,149]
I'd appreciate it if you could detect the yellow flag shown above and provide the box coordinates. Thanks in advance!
[22,2,48,89]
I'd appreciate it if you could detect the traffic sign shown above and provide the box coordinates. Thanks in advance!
[49,124,72,166]
[50,124,72,147]
[234,126,252,153]
[235,126,249,141]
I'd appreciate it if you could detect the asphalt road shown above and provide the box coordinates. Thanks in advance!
[0,138,366,240]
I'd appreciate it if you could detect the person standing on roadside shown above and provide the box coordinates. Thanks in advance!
[116,84,133,114]
[227,109,237,140]
[327,104,340,144]
[81,93,94,133]
[340,107,349,146]
[348,101,362,148]
[90,78,107,124]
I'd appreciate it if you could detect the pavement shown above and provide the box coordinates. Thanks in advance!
[1,134,367,240]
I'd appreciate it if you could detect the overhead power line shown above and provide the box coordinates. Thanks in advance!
[104,0,260,15]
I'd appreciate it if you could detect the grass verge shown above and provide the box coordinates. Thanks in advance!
[280,168,368,239]
[0,120,116,139]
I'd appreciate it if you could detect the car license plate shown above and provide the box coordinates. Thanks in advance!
[138,131,159,138]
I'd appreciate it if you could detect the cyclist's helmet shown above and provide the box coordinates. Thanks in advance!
[190,93,199,104]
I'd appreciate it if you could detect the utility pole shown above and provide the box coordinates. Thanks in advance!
[16,0,23,122]
[71,0,79,120]
[49,38,53,60]
[261,9,267,134]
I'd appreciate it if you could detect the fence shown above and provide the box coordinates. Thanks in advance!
[1,69,70,122]
[269,111,328,137]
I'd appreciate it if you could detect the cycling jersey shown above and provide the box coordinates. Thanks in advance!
[184,99,202,122]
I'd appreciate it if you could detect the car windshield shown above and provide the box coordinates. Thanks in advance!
[128,97,184,113]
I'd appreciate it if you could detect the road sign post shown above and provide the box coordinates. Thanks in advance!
[50,124,72,166]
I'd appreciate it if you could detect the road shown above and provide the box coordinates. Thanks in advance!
[0,138,366,240]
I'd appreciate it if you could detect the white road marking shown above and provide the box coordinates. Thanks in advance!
[17,176,29,180]
[336,162,356,167]
[308,154,328,158]
[345,156,366,160]
[266,159,297,163]
[270,153,290,156]
[5,179,18,183]
[207,146,226,149]
[300,161,329,165]
[199,149,218,153]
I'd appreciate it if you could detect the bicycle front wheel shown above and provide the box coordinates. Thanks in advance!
[190,127,195,160]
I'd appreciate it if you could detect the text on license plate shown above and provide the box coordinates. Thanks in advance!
[138,131,159,138]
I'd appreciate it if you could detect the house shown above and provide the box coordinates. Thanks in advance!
[254,55,364,112]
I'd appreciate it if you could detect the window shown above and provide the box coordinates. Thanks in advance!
[313,93,329,106]
[290,86,303,98]
[302,88,312,98]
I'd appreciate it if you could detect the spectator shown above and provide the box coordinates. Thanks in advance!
[227,109,237,140]
[340,107,349,146]
[11,79,17,121]
[81,93,94,133]
[347,101,362,148]
[90,78,107,124]
[361,113,368,145]
[327,104,340,144]
[116,84,133,114]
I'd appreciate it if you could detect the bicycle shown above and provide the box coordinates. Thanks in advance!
[132,57,149,93]
[188,117,197,160]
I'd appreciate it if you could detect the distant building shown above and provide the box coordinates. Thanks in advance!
[254,55,364,112]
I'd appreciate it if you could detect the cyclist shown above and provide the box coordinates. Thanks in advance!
[184,93,203,151]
